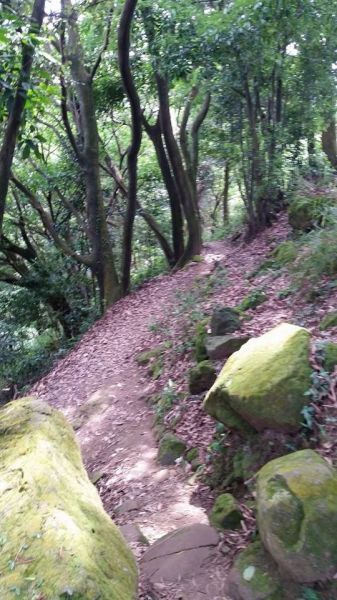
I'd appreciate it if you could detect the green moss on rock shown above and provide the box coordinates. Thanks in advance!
[193,321,208,363]
[136,347,163,366]
[186,448,199,463]
[209,493,243,530]
[319,311,337,331]
[322,342,337,372]
[237,289,267,312]
[203,323,312,433]
[188,360,216,395]
[226,541,296,599]
[158,433,186,465]
[257,449,337,583]
[0,397,137,600]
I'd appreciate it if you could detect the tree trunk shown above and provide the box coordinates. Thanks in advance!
[223,161,230,224]
[143,118,184,262]
[0,0,46,231]
[118,0,142,295]
[322,120,337,169]
[61,0,120,308]
[156,74,202,264]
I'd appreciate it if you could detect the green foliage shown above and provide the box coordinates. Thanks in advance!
[237,289,267,312]
[291,223,337,287]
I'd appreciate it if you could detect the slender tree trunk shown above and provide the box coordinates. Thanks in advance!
[61,0,120,307]
[143,118,184,262]
[322,120,337,169]
[0,0,46,231]
[118,0,142,294]
[223,161,230,224]
[156,74,202,264]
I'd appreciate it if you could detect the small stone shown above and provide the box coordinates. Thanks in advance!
[157,433,186,466]
[135,346,163,366]
[120,523,149,545]
[186,448,199,463]
[115,498,140,515]
[210,307,241,335]
[205,335,250,360]
[188,361,216,394]
[209,493,242,530]
[88,470,105,485]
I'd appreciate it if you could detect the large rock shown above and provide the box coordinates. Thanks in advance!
[0,397,137,600]
[257,449,337,583]
[205,335,250,360]
[203,323,311,433]
[210,307,241,335]
[140,524,219,583]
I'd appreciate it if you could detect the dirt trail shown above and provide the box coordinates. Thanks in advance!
[30,215,337,599]
[31,245,227,550]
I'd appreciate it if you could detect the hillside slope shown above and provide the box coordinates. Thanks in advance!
[31,212,337,599]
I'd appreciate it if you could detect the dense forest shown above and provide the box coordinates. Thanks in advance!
[3,2,337,599]
[1,0,337,392]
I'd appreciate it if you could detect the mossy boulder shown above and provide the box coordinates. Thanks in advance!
[226,541,298,600]
[288,197,316,231]
[322,341,337,372]
[237,289,267,312]
[256,449,337,583]
[188,360,216,394]
[158,433,186,465]
[203,323,311,433]
[205,335,250,360]
[210,307,241,335]
[209,493,242,530]
[0,397,137,600]
[319,310,337,331]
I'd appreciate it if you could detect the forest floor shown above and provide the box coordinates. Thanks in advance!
[31,212,337,599]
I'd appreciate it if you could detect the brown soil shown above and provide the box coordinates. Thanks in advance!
[30,214,337,599]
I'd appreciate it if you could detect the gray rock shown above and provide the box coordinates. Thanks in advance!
[210,307,241,335]
[140,524,219,583]
[115,498,140,515]
[205,335,250,360]
[120,523,149,545]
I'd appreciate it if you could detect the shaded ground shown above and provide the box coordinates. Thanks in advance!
[31,212,337,599]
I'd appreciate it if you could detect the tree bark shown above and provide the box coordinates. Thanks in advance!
[118,0,142,294]
[0,0,46,231]
[143,117,184,262]
[61,0,120,307]
[156,74,202,265]
[322,120,337,169]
